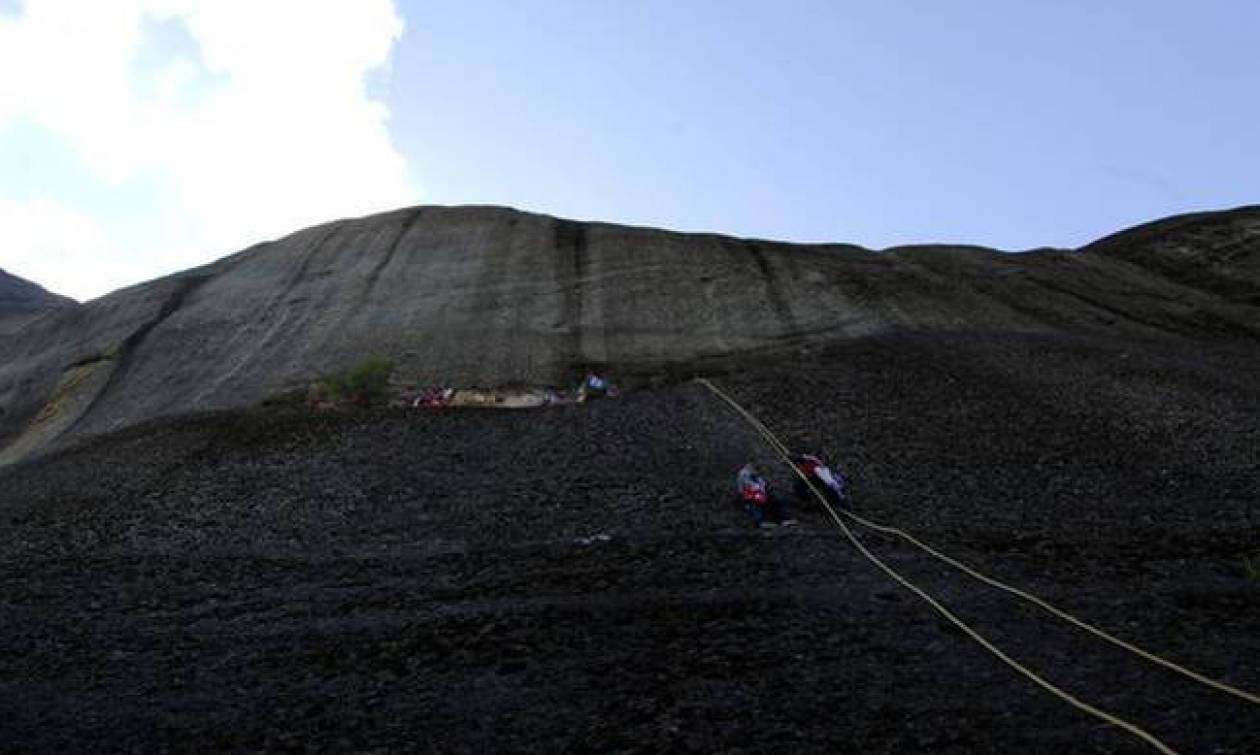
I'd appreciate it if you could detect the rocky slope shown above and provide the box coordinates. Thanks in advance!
[1,331,1255,752]
[1,205,1257,751]
[1,204,1258,464]
[0,267,76,336]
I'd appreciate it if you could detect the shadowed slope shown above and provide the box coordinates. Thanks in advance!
[0,332,1255,753]
[0,268,76,336]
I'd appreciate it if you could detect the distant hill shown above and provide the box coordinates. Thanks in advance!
[0,268,77,335]
[1,204,1257,463]
[1081,205,1260,307]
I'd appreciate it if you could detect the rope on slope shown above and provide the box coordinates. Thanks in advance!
[695,378,1181,755]
[695,379,1260,708]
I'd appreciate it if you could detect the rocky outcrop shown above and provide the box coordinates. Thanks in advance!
[0,268,76,336]
[1,204,1257,463]
[1081,206,1260,307]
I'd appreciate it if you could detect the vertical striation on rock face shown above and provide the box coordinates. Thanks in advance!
[0,204,1257,463]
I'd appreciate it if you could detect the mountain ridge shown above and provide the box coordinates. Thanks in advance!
[1,203,1257,464]
[0,267,77,335]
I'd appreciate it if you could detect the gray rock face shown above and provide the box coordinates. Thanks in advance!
[1080,207,1260,307]
[1,204,1257,463]
[0,268,77,336]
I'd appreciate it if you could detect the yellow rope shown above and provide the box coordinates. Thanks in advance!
[696,378,1181,755]
[845,510,1260,706]
[695,379,1260,708]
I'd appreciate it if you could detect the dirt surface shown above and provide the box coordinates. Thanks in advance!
[1,331,1257,753]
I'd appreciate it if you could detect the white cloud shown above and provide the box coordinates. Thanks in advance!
[0,198,121,300]
[0,0,414,301]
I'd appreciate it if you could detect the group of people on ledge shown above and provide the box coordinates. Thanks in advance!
[736,453,849,529]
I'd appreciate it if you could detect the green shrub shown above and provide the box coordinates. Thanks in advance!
[312,358,394,406]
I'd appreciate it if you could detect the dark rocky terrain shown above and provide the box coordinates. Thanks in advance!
[2,204,1258,752]
[2,330,1256,753]
[0,267,76,336]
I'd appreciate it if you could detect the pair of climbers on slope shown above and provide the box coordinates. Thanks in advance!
[736,453,849,529]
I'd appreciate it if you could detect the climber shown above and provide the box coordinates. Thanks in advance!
[577,369,612,402]
[791,453,850,509]
[736,462,796,529]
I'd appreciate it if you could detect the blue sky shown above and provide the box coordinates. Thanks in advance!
[2,1,1258,300]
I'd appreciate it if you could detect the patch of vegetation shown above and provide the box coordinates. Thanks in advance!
[1244,554,1259,582]
[309,358,394,407]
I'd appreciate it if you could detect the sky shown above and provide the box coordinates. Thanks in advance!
[1,1,1257,301]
